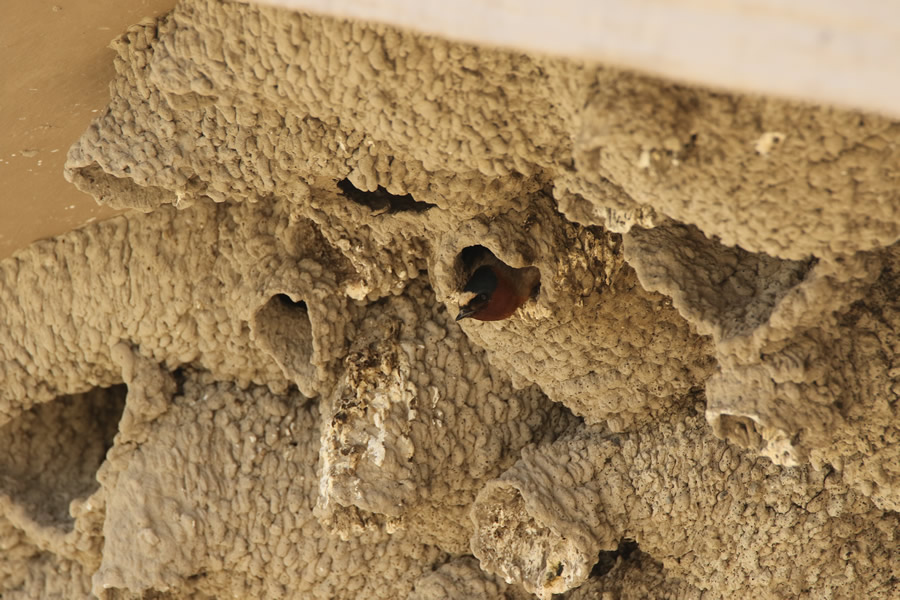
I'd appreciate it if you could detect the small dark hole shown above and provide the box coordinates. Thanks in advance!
[590,539,639,578]
[275,294,307,311]
[337,179,434,214]
[172,367,187,398]
[459,245,489,270]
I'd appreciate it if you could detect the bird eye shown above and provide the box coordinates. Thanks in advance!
[477,293,488,302]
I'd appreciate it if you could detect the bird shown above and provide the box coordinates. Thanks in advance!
[456,249,540,322]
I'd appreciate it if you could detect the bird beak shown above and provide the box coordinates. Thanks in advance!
[456,306,475,321]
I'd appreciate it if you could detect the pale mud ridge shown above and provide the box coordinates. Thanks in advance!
[2,0,900,598]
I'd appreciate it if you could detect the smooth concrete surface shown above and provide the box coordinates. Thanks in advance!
[0,0,174,260]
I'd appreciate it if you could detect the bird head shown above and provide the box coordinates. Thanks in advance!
[456,265,498,321]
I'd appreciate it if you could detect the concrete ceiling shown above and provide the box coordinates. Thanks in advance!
[5,0,898,260]
[262,0,900,120]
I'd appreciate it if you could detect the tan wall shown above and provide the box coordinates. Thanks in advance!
[0,0,174,260]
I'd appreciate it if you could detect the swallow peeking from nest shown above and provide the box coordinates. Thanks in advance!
[456,247,540,322]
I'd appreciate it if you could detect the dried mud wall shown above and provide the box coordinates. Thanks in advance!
[3,0,900,598]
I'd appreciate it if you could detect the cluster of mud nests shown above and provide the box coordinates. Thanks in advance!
[3,1,900,598]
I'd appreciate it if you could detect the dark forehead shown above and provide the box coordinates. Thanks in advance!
[464,265,498,293]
